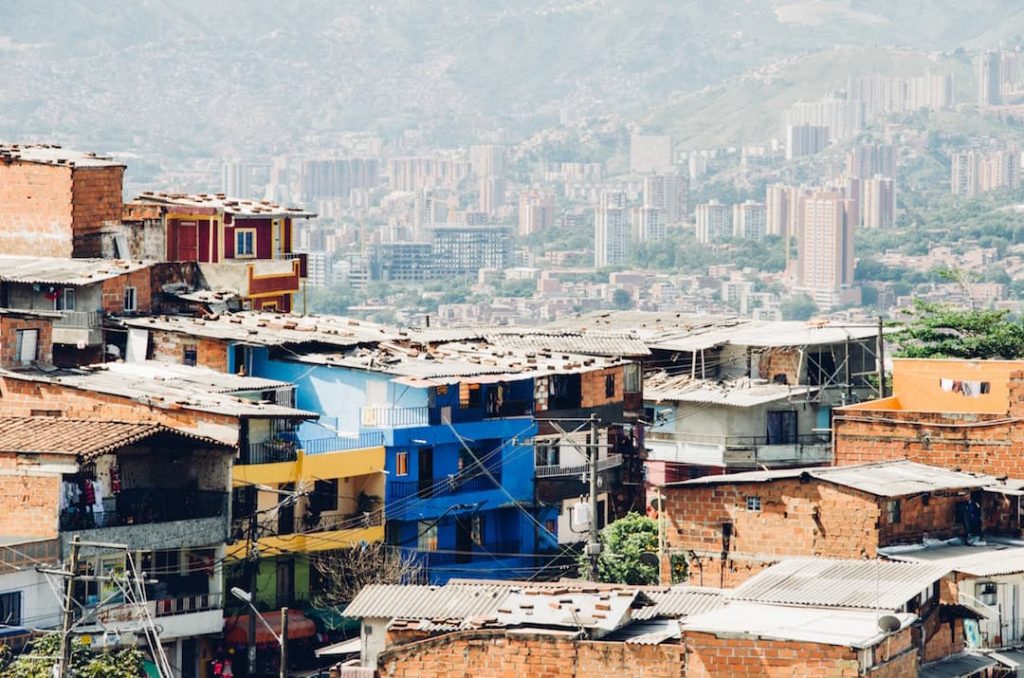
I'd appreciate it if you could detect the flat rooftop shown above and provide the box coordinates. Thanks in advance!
[133,192,315,218]
[0,143,124,169]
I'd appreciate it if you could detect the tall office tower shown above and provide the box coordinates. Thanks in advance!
[785,124,830,160]
[845,144,895,180]
[479,176,507,214]
[862,176,896,229]
[630,134,674,173]
[594,190,630,267]
[518,190,556,237]
[980,50,1003,106]
[694,200,731,244]
[732,200,767,240]
[632,207,667,242]
[795,190,857,308]
[785,97,864,143]
[469,144,507,178]
[643,172,689,223]
[951,151,979,196]
[221,160,250,198]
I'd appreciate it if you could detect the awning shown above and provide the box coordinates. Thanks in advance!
[224,610,317,647]
[305,606,360,633]
[315,637,360,658]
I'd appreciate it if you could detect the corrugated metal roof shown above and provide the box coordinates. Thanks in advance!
[644,373,816,407]
[342,584,509,620]
[600,618,680,645]
[485,332,650,358]
[682,602,915,648]
[0,256,151,286]
[632,587,726,620]
[919,652,997,678]
[0,144,124,168]
[881,538,1024,577]
[493,589,645,633]
[729,558,949,610]
[134,192,315,218]
[673,461,990,497]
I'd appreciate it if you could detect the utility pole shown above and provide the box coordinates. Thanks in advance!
[657,486,667,585]
[586,414,602,581]
[247,502,259,676]
[876,316,886,398]
[58,535,81,677]
[280,607,288,678]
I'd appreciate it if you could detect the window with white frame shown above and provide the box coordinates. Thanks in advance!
[235,229,256,257]
[56,288,76,311]
[15,329,38,365]
[746,496,762,512]
[123,286,137,313]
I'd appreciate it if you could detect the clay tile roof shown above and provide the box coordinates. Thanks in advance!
[0,416,230,460]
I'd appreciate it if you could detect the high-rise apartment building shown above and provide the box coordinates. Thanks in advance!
[732,200,767,240]
[846,73,955,117]
[951,149,1019,196]
[785,97,864,143]
[594,190,630,267]
[795,190,858,308]
[630,134,674,173]
[300,158,381,203]
[221,160,250,199]
[765,184,792,237]
[643,172,689,223]
[786,125,830,160]
[694,200,731,244]
[479,176,506,214]
[980,51,1003,106]
[632,207,667,242]
[518,190,556,237]
[845,144,895,180]
[388,156,472,192]
[469,144,507,178]
[862,176,896,229]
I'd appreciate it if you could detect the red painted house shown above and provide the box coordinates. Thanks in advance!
[129,193,315,312]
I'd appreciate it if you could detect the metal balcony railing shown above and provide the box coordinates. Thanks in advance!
[646,431,831,448]
[60,488,227,531]
[360,406,431,428]
[53,310,104,328]
[282,252,308,277]
[244,440,298,464]
[388,471,501,501]
[153,592,223,618]
[302,431,385,454]
[535,453,624,478]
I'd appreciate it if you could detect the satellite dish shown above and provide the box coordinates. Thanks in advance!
[877,615,902,633]
[639,552,659,568]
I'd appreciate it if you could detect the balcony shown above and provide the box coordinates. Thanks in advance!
[52,310,104,346]
[282,252,309,278]
[387,472,501,501]
[303,432,385,454]
[536,453,624,479]
[361,406,432,428]
[450,399,534,424]
[89,592,224,640]
[244,439,299,464]
[646,431,832,468]
[418,540,523,567]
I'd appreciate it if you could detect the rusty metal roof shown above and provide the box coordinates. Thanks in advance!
[0,416,230,460]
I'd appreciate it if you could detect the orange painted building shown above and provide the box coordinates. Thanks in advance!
[835,358,1024,475]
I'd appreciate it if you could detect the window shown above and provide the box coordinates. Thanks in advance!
[459,383,482,409]
[623,363,641,394]
[395,451,409,476]
[746,496,762,512]
[235,229,256,257]
[766,410,798,445]
[15,329,38,365]
[605,374,616,398]
[183,345,198,367]
[0,592,21,626]
[417,521,438,551]
[29,409,62,417]
[123,286,137,312]
[56,288,76,311]
[314,479,339,512]
[887,500,901,524]
[535,440,560,467]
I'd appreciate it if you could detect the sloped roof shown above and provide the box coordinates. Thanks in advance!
[645,373,815,407]
[0,417,229,460]
[672,460,993,497]
[134,192,315,218]
[881,538,1024,577]
[0,144,124,168]
[0,256,151,286]
[342,584,510,620]
[729,558,949,610]
[632,586,726,620]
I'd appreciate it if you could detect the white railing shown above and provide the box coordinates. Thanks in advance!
[536,453,624,478]
[53,310,103,328]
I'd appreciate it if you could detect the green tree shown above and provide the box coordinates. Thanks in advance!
[780,294,819,321]
[577,512,659,585]
[611,288,634,310]
[1,633,146,677]
[896,301,1024,359]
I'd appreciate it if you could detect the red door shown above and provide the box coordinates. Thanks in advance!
[177,221,198,261]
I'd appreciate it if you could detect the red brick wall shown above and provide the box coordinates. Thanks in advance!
[100,269,152,315]
[0,317,54,368]
[684,627,915,678]
[581,366,624,409]
[71,166,124,237]
[0,454,60,540]
[759,348,800,385]
[0,162,74,257]
[378,630,685,678]
[150,330,230,372]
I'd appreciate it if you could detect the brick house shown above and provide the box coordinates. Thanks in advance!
[835,358,1024,477]
[0,308,56,368]
[0,256,153,366]
[0,144,125,259]
[126,192,316,312]
[661,460,1016,587]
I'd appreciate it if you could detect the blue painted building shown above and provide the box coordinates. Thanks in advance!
[235,343,558,583]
